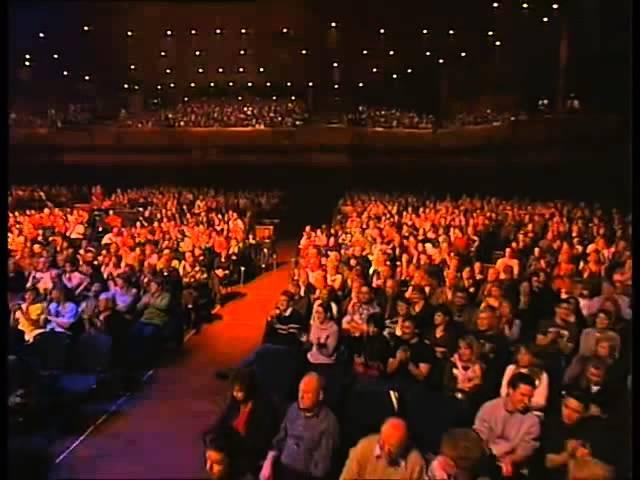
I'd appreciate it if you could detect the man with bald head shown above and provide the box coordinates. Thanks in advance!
[340,417,425,480]
[260,372,339,480]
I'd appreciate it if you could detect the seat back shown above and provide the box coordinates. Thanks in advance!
[32,332,71,372]
[254,347,301,405]
[342,382,398,450]
[71,333,112,373]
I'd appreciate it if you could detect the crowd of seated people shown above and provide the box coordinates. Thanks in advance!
[8,185,281,440]
[347,106,435,129]
[120,98,309,129]
[207,192,630,479]
[445,110,523,128]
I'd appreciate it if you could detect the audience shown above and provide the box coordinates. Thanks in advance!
[212,191,630,479]
[340,417,425,479]
[124,98,309,129]
[259,372,340,480]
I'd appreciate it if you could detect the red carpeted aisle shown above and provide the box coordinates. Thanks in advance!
[51,246,296,480]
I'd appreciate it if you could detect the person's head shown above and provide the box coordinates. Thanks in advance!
[485,282,501,299]
[396,297,411,316]
[409,285,426,305]
[487,267,499,282]
[298,372,323,412]
[288,281,301,296]
[384,278,399,296]
[379,417,409,462]
[277,290,294,311]
[594,311,614,334]
[585,358,607,386]
[358,285,373,304]
[476,307,497,332]
[63,260,78,273]
[530,271,543,290]
[149,277,164,294]
[515,343,539,367]
[599,297,621,319]
[204,435,232,480]
[457,336,480,363]
[399,316,419,341]
[594,334,617,360]
[439,428,485,473]
[568,457,614,480]
[452,288,469,308]
[24,287,39,304]
[50,287,67,303]
[312,301,330,324]
[115,274,130,290]
[98,293,113,312]
[555,300,574,322]
[433,304,452,327]
[230,368,256,404]
[561,389,590,426]
[366,312,385,336]
[506,372,536,413]
[498,300,514,320]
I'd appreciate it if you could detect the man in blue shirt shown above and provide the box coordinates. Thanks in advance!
[260,372,339,480]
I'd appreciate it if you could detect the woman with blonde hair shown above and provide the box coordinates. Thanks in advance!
[443,336,485,425]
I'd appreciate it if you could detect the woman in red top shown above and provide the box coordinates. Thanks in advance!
[203,369,277,478]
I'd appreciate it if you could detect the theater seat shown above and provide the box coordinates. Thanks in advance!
[254,346,302,405]
[56,333,112,398]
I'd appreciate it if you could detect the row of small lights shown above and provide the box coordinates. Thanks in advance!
[149,96,301,104]
[32,3,559,41]
[125,78,448,90]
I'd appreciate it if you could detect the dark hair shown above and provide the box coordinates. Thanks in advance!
[203,425,233,454]
[434,304,453,319]
[366,311,386,331]
[280,290,294,302]
[452,287,469,297]
[562,389,591,411]
[230,368,257,402]
[507,372,537,391]
[594,309,614,325]
[411,286,427,298]
[586,357,608,373]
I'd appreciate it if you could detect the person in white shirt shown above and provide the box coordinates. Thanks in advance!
[46,287,79,334]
